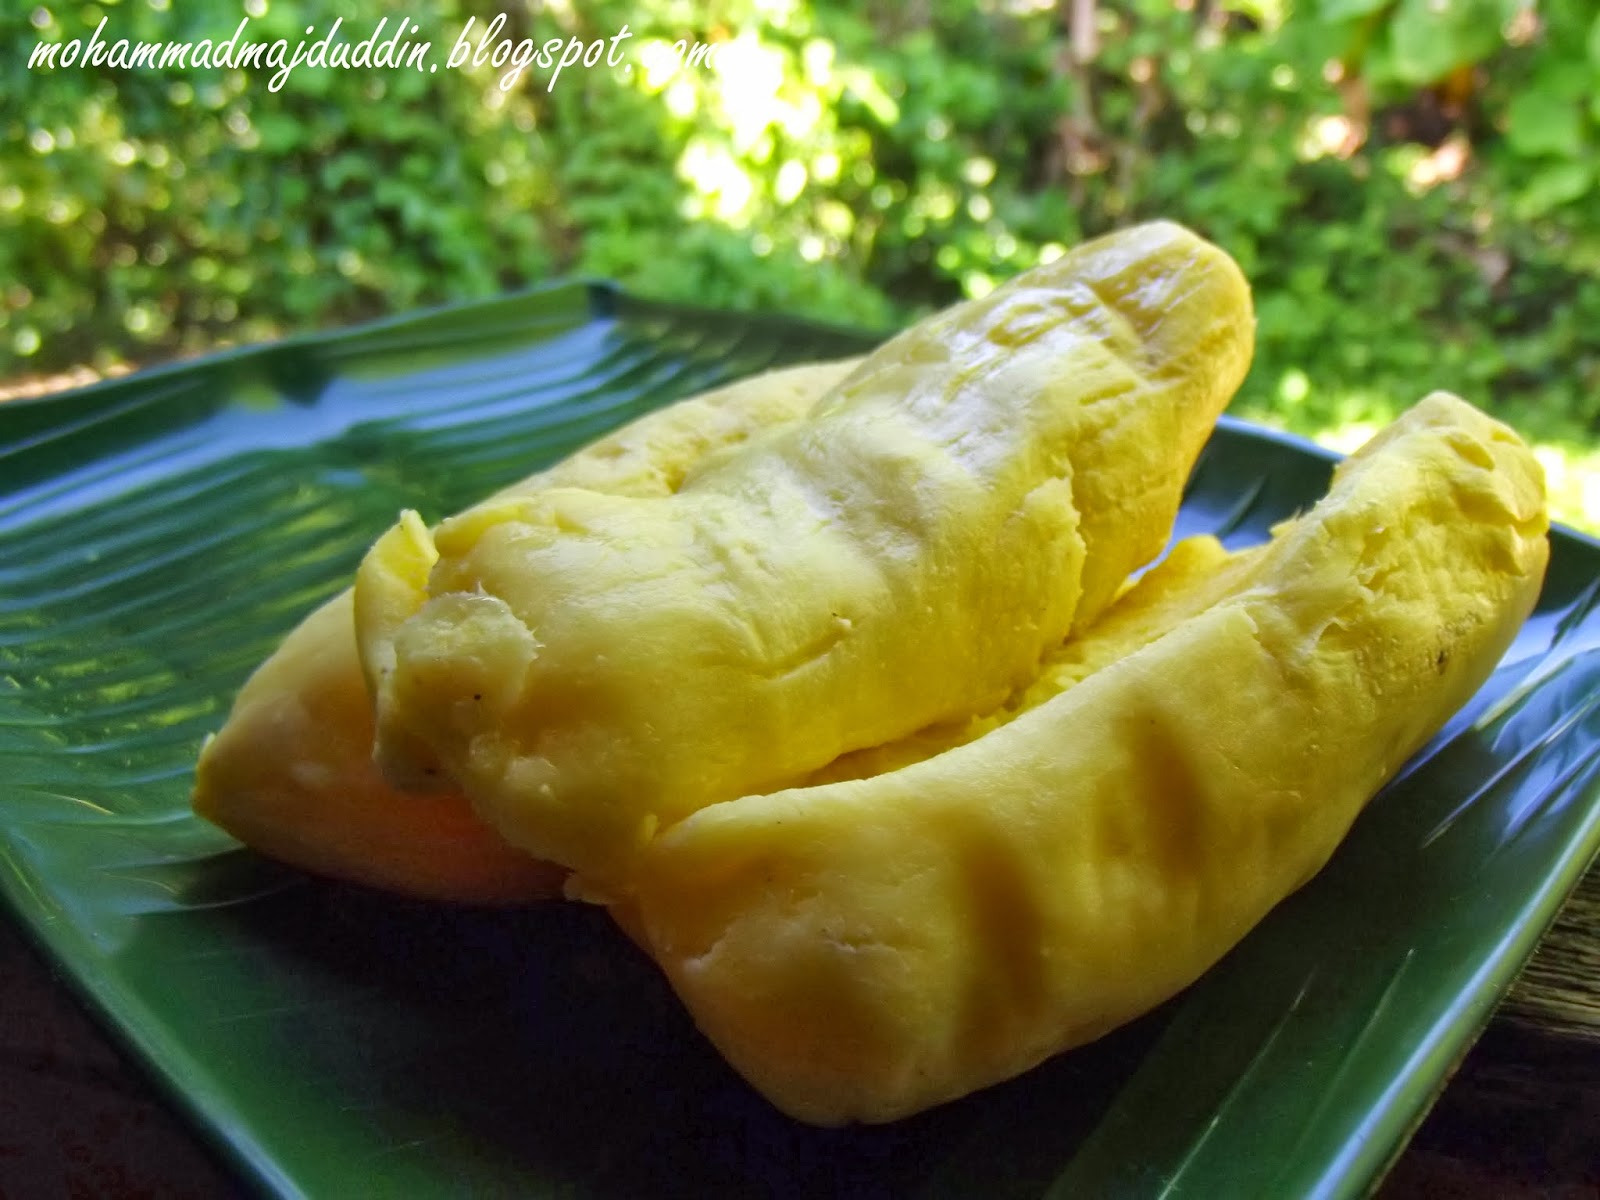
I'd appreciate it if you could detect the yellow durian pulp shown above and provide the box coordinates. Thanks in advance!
[355,221,1255,890]
[628,392,1549,1126]
[193,359,858,901]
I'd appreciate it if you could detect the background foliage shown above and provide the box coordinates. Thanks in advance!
[5,0,1600,523]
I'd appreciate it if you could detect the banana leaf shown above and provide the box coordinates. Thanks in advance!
[1,283,1597,1199]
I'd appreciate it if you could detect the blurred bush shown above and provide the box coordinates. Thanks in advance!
[4,0,1599,515]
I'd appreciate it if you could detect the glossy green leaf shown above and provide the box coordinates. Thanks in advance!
[2,286,1598,1199]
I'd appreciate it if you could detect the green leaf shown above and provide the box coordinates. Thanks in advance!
[254,113,301,155]
[1589,12,1600,70]
[4,290,1600,1200]
[1387,0,1504,84]
[1317,0,1393,20]
[1515,161,1595,218]
[1506,89,1587,159]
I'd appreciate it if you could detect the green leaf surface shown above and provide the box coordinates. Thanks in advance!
[1316,0,1394,22]
[1387,0,1504,84]
[1506,88,1588,159]
[1,287,1598,1199]
[1515,161,1595,218]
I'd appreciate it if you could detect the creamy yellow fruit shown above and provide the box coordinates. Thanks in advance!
[356,221,1255,889]
[808,534,1253,784]
[628,392,1549,1126]
[193,591,567,902]
[192,359,857,902]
